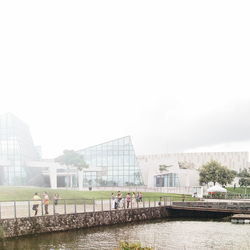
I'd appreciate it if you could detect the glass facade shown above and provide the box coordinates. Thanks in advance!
[154,173,179,187]
[78,136,143,187]
[0,113,40,185]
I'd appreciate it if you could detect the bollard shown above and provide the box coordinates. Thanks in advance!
[84,200,86,213]
[101,199,103,211]
[93,199,95,212]
[109,198,111,211]
[74,200,77,214]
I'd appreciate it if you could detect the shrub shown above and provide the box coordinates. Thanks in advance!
[117,241,153,250]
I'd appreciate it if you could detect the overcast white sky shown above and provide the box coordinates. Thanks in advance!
[0,1,250,158]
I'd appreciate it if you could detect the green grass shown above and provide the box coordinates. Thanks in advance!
[0,186,196,202]
[227,187,250,194]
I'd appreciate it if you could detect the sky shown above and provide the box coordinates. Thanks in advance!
[0,1,250,159]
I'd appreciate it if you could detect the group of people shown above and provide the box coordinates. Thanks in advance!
[32,192,60,216]
[111,191,143,209]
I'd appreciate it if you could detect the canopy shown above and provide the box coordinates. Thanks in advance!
[207,185,227,193]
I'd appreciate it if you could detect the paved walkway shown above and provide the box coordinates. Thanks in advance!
[0,200,165,219]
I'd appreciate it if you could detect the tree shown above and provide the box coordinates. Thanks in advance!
[55,150,88,170]
[55,150,88,188]
[199,160,236,186]
[239,178,250,188]
[217,167,236,186]
[238,168,250,194]
[238,168,250,178]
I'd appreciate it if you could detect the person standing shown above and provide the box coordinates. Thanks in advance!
[126,193,131,208]
[136,192,140,203]
[111,193,115,209]
[132,192,136,206]
[117,191,122,208]
[139,192,143,202]
[114,195,119,209]
[32,193,41,216]
[43,192,49,215]
[53,193,59,205]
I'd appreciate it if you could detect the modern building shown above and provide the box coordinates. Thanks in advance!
[137,152,250,188]
[1,113,250,191]
[0,113,41,185]
[0,114,144,188]
[77,136,143,187]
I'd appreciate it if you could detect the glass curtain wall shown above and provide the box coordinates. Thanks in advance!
[0,113,39,185]
[78,136,143,187]
[154,173,179,187]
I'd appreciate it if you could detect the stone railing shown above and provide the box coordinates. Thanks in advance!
[0,196,172,220]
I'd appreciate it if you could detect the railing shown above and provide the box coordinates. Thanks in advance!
[171,200,250,213]
[0,196,177,219]
[204,193,250,200]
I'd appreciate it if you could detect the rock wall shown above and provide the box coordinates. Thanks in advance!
[0,207,168,238]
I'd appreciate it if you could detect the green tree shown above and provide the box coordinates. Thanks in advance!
[239,178,250,187]
[55,150,88,170]
[238,168,250,178]
[55,150,88,188]
[238,169,250,194]
[199,160,236,186]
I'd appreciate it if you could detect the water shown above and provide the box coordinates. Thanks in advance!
[1,219,250,250]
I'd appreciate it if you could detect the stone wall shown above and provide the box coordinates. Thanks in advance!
[0,207,169,238]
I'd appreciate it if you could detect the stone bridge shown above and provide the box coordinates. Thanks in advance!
[1,200,250,239]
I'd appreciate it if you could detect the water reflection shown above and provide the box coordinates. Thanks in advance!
[1,219,250,250]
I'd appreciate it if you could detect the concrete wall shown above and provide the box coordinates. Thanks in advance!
[138,152,249,187]
[0,207,168,239]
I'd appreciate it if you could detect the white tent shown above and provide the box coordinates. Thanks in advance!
[207,185,227,193]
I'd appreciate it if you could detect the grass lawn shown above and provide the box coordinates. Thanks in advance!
[227,187,250,194]
[0,186,196,202]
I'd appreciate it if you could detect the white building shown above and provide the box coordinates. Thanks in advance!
[137,152,249,188]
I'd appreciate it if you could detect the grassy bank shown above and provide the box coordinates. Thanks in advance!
[227,187,250,194]
[0,186,195,202]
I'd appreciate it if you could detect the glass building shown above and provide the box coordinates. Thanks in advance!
[154,173,179,187]
[0,113,40,185]
[78,136,143,187]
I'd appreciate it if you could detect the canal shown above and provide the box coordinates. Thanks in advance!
[1,219,249,250]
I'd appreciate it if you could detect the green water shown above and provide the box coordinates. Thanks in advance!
[1,220,250,250]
